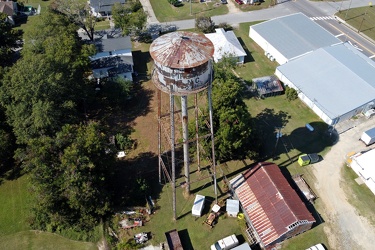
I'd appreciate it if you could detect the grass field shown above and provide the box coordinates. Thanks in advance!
[0,231,97,250]
[149,0,229,22]
[0,175,32,236]
[341,164,375,227]
[336,5,375,41]
[149,0,276,22]
[0,175,98,250]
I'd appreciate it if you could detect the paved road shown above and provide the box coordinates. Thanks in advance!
[140,0,375,59]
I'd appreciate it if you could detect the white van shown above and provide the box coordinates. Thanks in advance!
[210,234,239,250]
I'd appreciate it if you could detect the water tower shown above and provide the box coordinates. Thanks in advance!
[150,31,217,220]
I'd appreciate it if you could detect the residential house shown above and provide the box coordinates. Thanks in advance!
[90,36,133,81]
[229,162,316,250]
[89,0,126,17]
[0,0,17,25]
[204,28,247,64]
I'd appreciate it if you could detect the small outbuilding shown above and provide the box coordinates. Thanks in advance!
[192,194,205,217]
[253,76,283,98]
[226,199,240,217]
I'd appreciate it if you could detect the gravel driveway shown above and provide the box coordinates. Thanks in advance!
[312,117,375,250]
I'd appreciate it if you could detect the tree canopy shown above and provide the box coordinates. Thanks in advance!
[112,0,147,36]
[0,13,21,67]
[51,0,98,41]
[28,122,115,231]
[195,59,258,162]
[195,16,215,34]
[0,11,94,145]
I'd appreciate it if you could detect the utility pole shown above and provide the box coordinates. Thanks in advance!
[358,2,373,33]
[344,0,353,20]
[190,0,192,16]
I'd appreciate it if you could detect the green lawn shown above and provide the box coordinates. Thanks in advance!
[0,175,98,249]
[125,164,245,248]
[0,175,32,236]
[150,0,229,22]
[336,5,375,41]
[341,164,375,227]
[149,0,276,22]
[0,231,97,250]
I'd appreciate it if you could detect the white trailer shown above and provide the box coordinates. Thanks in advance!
[192,194,205,217]
[360,127,375,146]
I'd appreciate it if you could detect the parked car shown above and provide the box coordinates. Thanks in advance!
[235,0,243,5]
[305,243,326,250]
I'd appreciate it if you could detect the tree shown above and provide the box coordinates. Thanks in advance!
[112,0,147,36]
[0,11,94,145]
[28,122,115,231]
[195,16,215,34]
[193,62,258,162]
[211,77,256,161]
[285,86,298,101]
[0,13,21,67]
[51,0,98,41]
[0,107,15,174]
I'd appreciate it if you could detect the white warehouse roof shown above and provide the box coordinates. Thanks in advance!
[276,43,375,122]
[250,13,341,63]
[205,28,247,63]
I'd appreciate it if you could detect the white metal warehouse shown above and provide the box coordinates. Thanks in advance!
[249,13,341,65]
[275,43,375,125]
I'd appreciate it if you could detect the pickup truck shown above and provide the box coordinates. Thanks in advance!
[210,234,239,250]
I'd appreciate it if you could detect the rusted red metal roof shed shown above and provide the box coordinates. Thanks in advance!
[230,162,315,249]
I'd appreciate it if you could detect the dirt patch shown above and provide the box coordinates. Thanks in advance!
[312,117,375,250]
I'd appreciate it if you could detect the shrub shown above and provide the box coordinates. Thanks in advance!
[285,86,298,101]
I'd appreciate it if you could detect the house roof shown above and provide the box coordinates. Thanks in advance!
[226,199,239,213]
[250,13,341,61]
[230,162,315,247]
[253,75,283,96]
[90,0,126,13]
[96,36,132,53]
[205,28,246,62]
[276,42,375,119]
[91,55,133,78]
[0,1,14,16]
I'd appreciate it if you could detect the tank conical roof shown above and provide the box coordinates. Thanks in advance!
[150,31,214,69]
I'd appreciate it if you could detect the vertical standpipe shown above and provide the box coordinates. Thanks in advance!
[170,87,176,221]
[181,95,190,194]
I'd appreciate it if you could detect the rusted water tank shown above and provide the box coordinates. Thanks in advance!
[150,31,214,96]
